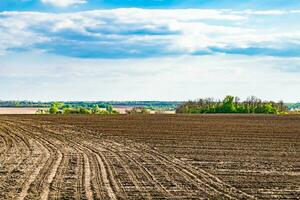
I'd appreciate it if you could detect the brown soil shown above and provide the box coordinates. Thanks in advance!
[0,114,299,199]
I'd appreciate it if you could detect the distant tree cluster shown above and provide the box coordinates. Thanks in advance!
[126,107,150,114]
[0,101,49,107]
[49,103,119,115]
[0,101,180,113]
[176,96,287,114]
[49,101,180,109]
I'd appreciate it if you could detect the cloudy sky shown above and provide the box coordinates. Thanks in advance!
[0,0,299,102]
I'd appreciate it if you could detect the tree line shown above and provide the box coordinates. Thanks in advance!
[0,101,49,107]
[0,100,180,109]
[49,102,119,115]
[176,96,288,114]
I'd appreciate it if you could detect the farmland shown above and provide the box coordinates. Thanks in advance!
[0,115,299,199]
[0,108,45,115]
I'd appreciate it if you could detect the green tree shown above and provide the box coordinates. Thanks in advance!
[127,107,150,114]
[49,103,59,114]
[92,105,101,114]
[176,95,286,114]
[79,107,91,114]
[62,108,79,114]
[263,103,278,114]
[221,96,236,113]
[98,110,110,114]
[106,105,114,114]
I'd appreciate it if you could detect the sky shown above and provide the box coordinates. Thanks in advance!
[0,0,299,102]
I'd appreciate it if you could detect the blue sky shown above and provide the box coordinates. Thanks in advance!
[2,0,300,11]
[0,1,299,101]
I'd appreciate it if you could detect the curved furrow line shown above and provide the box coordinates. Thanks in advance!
[18,128,63,200]
[0,122,35,199]
[38,138,63,200]
[90,139,183,199]
[174,159,256,199]
[55,126,212,198]
[51,122,252,199]
[146,151,230,198]
[69,135,166,199]
[23,123,101,200]
[98,150,141,199]
[104,150,153,199]
[60,135,120,199]
[22,129,73,200]
[10,120,87,200]
[103,141,206,195]
[78,149,109,200]
[0,122,62,200]
[146,145,256,199]
[57,127,174,199]
[0,129,13,161]
[120,153,175,199]
[104,140,214,198]
[55,131,121,199]
[42,126,122,200]
[48,151,69,200]
[0,129,24,199]
[38,122,138,198]
[94,152,118,200]
[82,153,93,200]
[2,121,32,150]
[0,124,26,163]
[42,144,82,200]
[60,137,117,200]
[5,118,254,199]
[17,138,50,200]
[88,152,111,199]
[76,152,85,200]
[40,129,105,200]
[2,119,124,200]
[100,140,176,199]
[85,128,255,198]
[0,120,32,151]
[134,146,228,198]
[151,150,254,199]
[0,134,7,155]
[2,120,56,200]
[28,125,108,200]
[109,139,254,199]
[46,125,196,199]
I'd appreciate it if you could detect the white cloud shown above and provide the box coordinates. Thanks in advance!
[0,9,299,101]
[233,10,287,15]
[0,52,299,101]
[41,0,86,7]
[0,9,300,57]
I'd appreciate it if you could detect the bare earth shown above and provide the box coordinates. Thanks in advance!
[0,114,299,199]
[0,108,45,114]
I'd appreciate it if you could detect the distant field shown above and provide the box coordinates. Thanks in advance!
[0,114,299,199]
[0,107,129,114]
[0,107,175,114]
[0,107,47,114]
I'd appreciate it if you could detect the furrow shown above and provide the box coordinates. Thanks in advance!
[83,153,93,200]
[17,138,50,200]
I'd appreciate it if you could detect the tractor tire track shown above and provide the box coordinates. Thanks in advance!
[17,138,50,200]
[0,116,259,200]
[25,123,112,200]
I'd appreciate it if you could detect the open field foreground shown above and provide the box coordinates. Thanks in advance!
[0,115,299,199]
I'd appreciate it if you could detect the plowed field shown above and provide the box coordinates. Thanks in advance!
[0,115,299,199]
